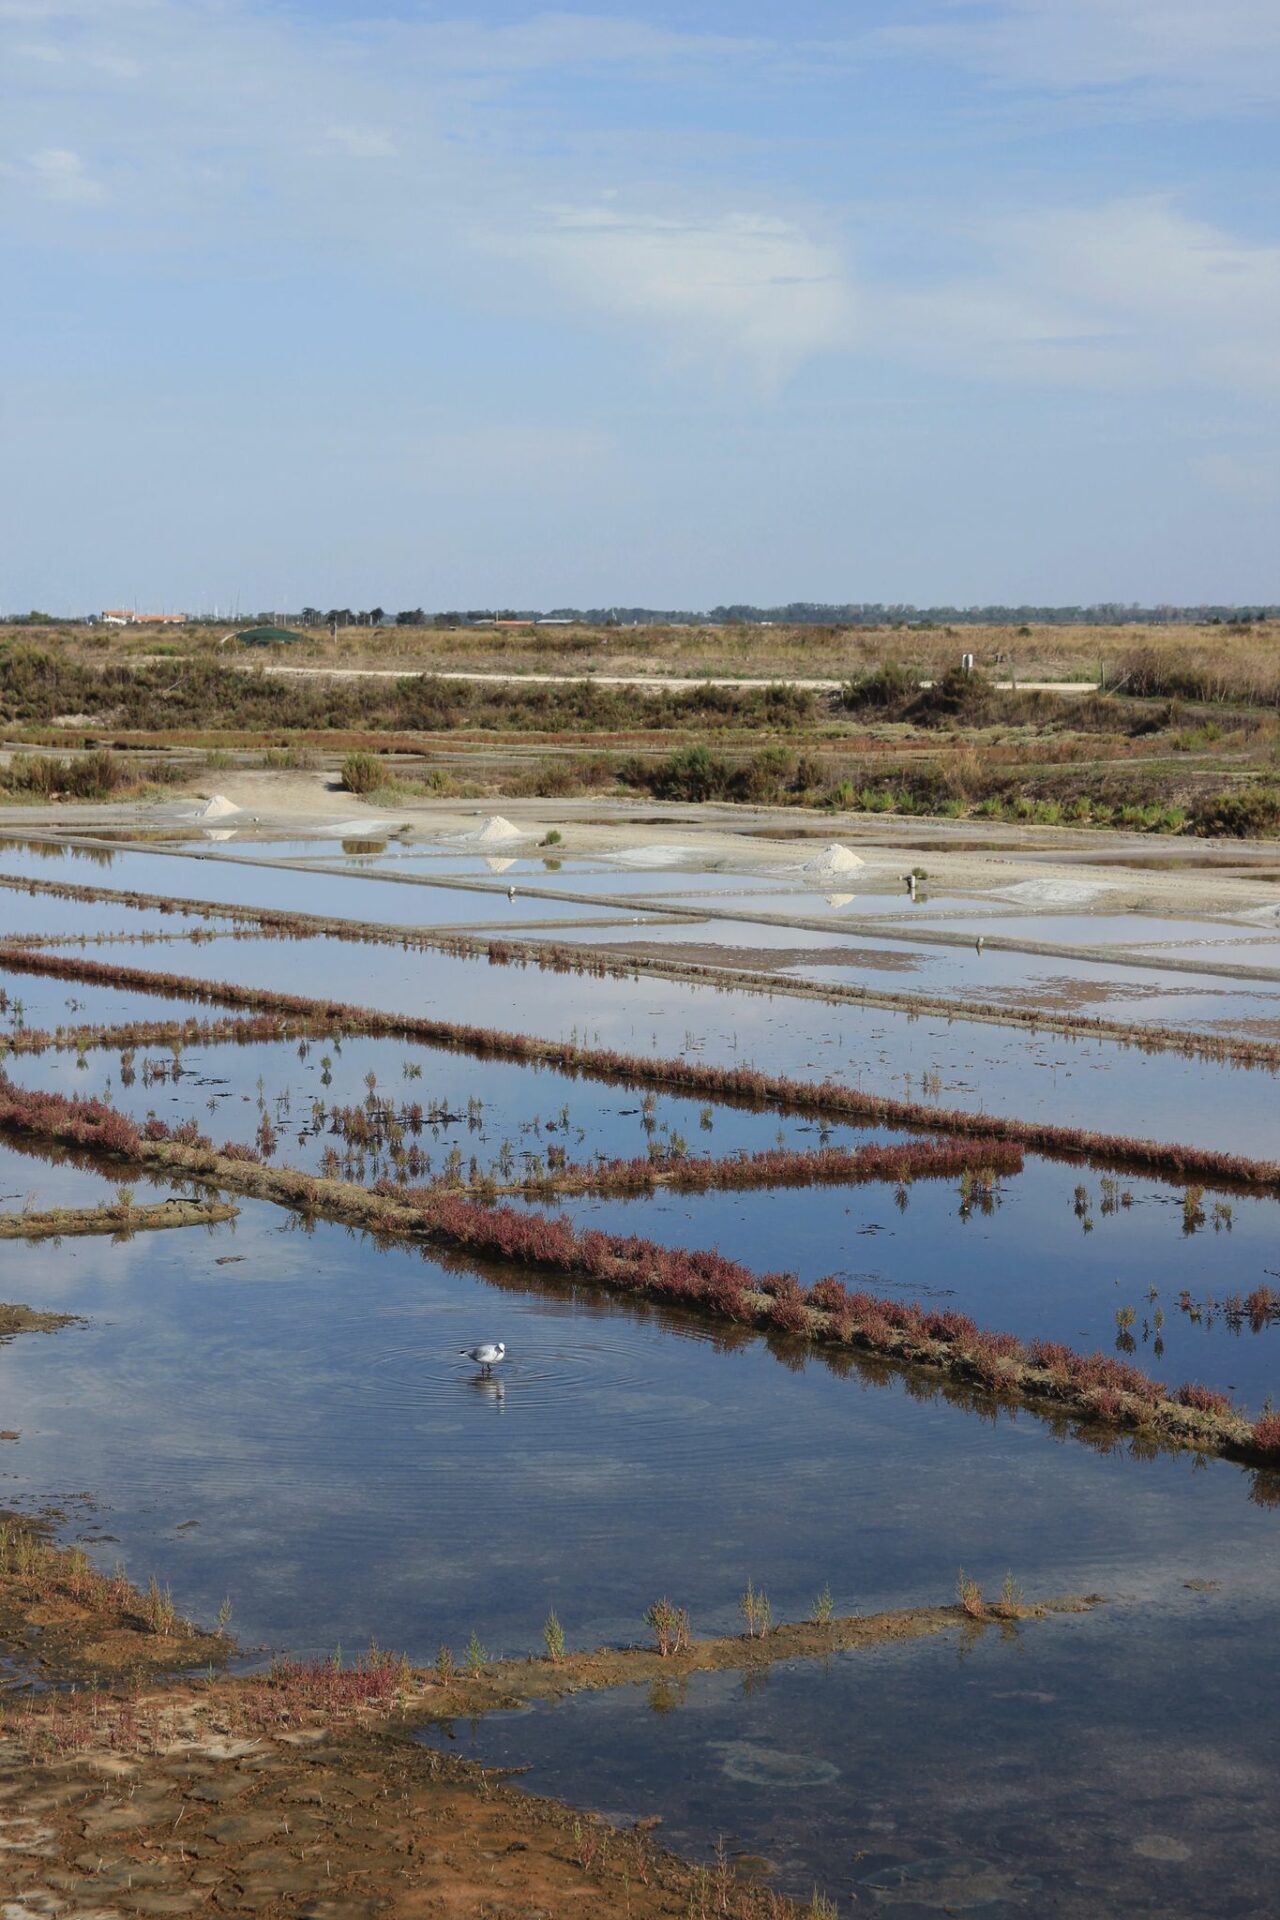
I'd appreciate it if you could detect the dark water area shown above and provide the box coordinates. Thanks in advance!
[422,1593,1280,1917]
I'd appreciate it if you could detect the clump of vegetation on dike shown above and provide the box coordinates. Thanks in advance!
[1,1071,1278,1470]
[0,1194,237,1239]
[2,946,1278,1193]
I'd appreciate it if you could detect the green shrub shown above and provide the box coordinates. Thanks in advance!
[1189,785,1280,838]
[840,661,916,711]
[340,750,384,795]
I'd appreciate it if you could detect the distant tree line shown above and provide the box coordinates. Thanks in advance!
[6,602,1277,629]
[290,602,1279,629]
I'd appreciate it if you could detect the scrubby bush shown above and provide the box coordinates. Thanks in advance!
[340,750,384,795]
[1188,785,1280,838]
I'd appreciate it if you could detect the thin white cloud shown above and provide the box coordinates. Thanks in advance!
[504,204,856,382]
[2,0,1277,405]
[875,0,1280,105]
[6,144,106,202]
[874,197,1280,394]
[398,10,769,75]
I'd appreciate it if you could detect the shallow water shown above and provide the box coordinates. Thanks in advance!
[10,930,1280,1159]
[0,1137,180,1214]
[5,1028,905,1169]
[513,917,1280,1030]
[4,836,1280,1917]
[2,1201,1275,1672]
[0,971,203,1037]
[8,837,1280,981]
[8,1014,1278,1398]
[527,1160,1280,1404]
[424,1593,1280,1916]
[0,844,673,931]
[0,889,242,946]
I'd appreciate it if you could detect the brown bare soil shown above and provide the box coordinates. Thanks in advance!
[1,1518,1099,1920]
[0,1513,229,1684]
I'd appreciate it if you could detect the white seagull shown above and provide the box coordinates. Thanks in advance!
[460,1341,506,1375]
[507,885,516,901]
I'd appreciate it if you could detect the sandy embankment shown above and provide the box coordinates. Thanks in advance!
[16,766,1276,923]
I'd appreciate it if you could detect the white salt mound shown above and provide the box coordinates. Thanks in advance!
[801,843,865,878]
[473,815,523,845]
[194,794,239,821]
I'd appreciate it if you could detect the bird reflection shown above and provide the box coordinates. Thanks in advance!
[468,1375,506,1413]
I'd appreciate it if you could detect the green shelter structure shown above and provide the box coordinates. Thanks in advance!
[236,625,307,646]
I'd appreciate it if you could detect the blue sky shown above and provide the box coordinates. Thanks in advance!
[3,0,1278,612]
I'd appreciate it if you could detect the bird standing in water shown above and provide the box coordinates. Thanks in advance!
[460,1342,506,1375]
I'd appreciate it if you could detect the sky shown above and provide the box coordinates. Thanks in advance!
[3,0,1278,612]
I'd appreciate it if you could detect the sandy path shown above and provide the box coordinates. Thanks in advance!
[255,662,1098,694]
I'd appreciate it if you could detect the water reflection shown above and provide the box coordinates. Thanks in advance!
[422,1596,1280,1916]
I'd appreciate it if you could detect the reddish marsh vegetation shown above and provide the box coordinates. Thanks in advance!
[3,943,1278,1193]
[0,1063,1254,1464]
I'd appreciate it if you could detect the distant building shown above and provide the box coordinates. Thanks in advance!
[99,610,187,626]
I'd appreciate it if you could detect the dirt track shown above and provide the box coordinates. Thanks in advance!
[253,662,1100,695]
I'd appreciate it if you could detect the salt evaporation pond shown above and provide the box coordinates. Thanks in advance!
[425,1592,1280,1916]
[2,1202,1275,1668]
[0,843,673,931]
[522,1164,1280,1405]
[8,1023,1280,1400]
[12,926,1279,1158]
[3,826,1280,1918]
